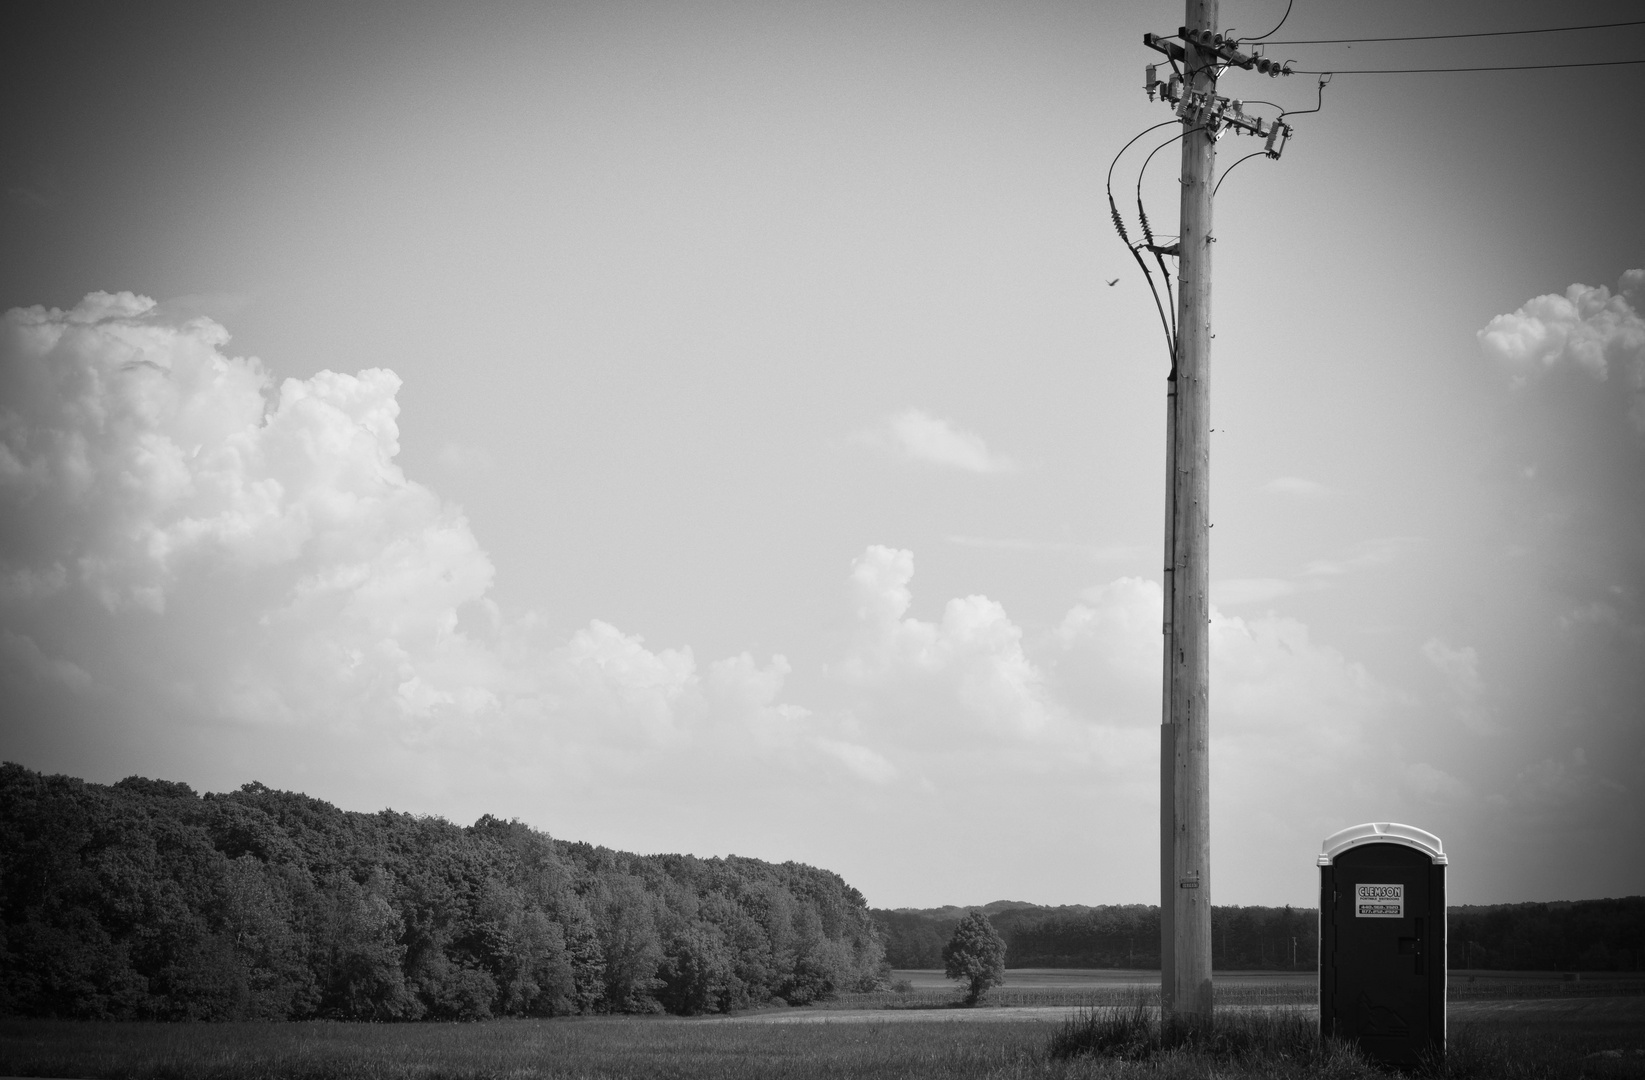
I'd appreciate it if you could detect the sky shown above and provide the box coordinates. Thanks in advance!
[2,0,1642,911]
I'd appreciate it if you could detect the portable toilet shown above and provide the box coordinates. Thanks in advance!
[1318,822,1447,1067]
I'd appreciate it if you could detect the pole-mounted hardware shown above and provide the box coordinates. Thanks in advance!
[1144,28,1296,76]
[1144,35,1293,157]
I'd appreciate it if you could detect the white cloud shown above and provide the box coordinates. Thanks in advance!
[841,545,1054,743]
[1479,270,1645,425]
[0,294,809,777]
[872,408,1015,473]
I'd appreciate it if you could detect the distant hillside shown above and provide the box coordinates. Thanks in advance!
[875,897,1645,973]
[0,763,885,1020]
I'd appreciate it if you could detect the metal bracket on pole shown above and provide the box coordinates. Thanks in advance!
[1143,54,1293,159]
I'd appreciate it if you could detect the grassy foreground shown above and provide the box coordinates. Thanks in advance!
[2,1003,1642,1080]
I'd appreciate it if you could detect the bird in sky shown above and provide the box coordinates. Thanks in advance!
[1106,278,1119,286]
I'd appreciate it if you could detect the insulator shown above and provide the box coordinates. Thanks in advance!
[1213,33,1224,46]
[1109,197,1133,246]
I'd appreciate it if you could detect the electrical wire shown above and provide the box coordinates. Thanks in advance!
[1264,19,1645,45]
[1290,57,1645,75]
[1246,0,1294,42]
[1105,121,1180,365]
[1279,73,1330,119]
[1212,151,1268,197]
[1137,131,1188,345]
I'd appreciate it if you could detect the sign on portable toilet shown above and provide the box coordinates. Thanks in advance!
[1318,822,1447,1067]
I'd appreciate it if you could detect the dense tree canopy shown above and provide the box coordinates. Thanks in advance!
[942,909,1006,1006]
[0,764,887,1019]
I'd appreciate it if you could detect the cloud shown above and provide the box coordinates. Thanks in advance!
[0,294,813,778]
[1479,269,1645,425]
[840,545,1055,744]
[864,408,1015,473]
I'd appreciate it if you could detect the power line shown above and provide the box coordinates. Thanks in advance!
[1244,0,1293,42]
[1212,151,1267,197]
[1291,57,1645,75]
[1264,19,1645,46]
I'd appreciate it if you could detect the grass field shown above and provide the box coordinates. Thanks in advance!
[2,973,1641,1080]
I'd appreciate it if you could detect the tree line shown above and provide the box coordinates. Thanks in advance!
[875,901,1315,971]
[1449,899,1644,972]
[0,763,886,1020]
[876,897,1644,973]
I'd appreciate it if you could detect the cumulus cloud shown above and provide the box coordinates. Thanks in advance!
[841,545,1055,744]
[0,294,812,782]
[866,408,1015,473]
[1479,270,1645,425]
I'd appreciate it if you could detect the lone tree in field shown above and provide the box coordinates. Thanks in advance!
[943,909,1006,1005]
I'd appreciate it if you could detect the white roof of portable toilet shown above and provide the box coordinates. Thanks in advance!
[1318,822,1447,866]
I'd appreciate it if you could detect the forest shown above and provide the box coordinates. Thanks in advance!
[0,764,885,1021]
[5,763,1639,1024]
[874,896,1644,973]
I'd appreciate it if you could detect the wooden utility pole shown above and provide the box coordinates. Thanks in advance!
[1138,2,1294,1028]
[1161,0,1217,1025]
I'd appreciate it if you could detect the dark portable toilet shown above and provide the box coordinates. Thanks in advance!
[1318,822,1446,1067]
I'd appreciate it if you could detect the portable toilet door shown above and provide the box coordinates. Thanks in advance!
[1318,822,1447,1068]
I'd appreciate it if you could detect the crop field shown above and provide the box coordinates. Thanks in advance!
[830,968,1319,1010]
[2,975,1641,1080]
